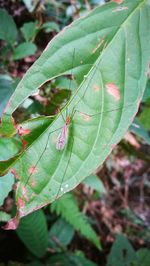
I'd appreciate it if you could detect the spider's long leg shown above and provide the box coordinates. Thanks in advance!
[25,125,64,186]
[74,103,135,118]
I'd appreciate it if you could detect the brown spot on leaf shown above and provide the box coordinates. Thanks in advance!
[15,126,30,148]
[145,62,150,77]
[30,179,37,188]
[17,198,25,208]
[92,39,104,54]
[2,216,19,230]
[93,84,101,92]
[11,169,20,180]
[112,0,124,4]
[80,112,91,122]
[53,134,58,144]
[22,185,29,201]
[17,126,30,136]
[112,6,128,12]
[29,165,38,174]
[106,83,120,101]
[22,185,27,194]
[21,139,28,148]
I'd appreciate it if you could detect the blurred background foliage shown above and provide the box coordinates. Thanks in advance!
[0,0,150,265]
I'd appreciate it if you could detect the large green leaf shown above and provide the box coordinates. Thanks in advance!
[1,0,150,225]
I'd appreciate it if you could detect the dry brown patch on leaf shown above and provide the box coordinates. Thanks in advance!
[106,83,120,101]
[112,0,124,4]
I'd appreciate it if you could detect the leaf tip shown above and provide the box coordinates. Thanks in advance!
[2,216,19,230]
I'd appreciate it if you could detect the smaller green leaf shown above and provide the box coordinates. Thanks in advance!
[42,22,59,33]
[0,8,18,45]
[0,172,14,206]
[48,252,97,266]
[138,107,150,130]
[133,248,150,266]
[51,193,101,250]
[20,21,38,42]
[130,119,150,145]
[0,211,11,222]
[17,209,48,258]
[49,218,74,250]
[83,174,106,194]
[106,234,136,266]
[13,42,37,60]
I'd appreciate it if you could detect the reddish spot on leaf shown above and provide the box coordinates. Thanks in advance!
[30,180,37,188]
[2,216,19,230]
[21,139,28,148]
[11,169,20,180]
[22,185,29,201]
[80,112,91,122]
[112,0,124,4]
[93,84,101,92]
[145,62,150,77]
[17,126,30,136]
[17,198,25,208]
[29,165,38,174]
[22,185,27,194]
[106,83,120,101]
